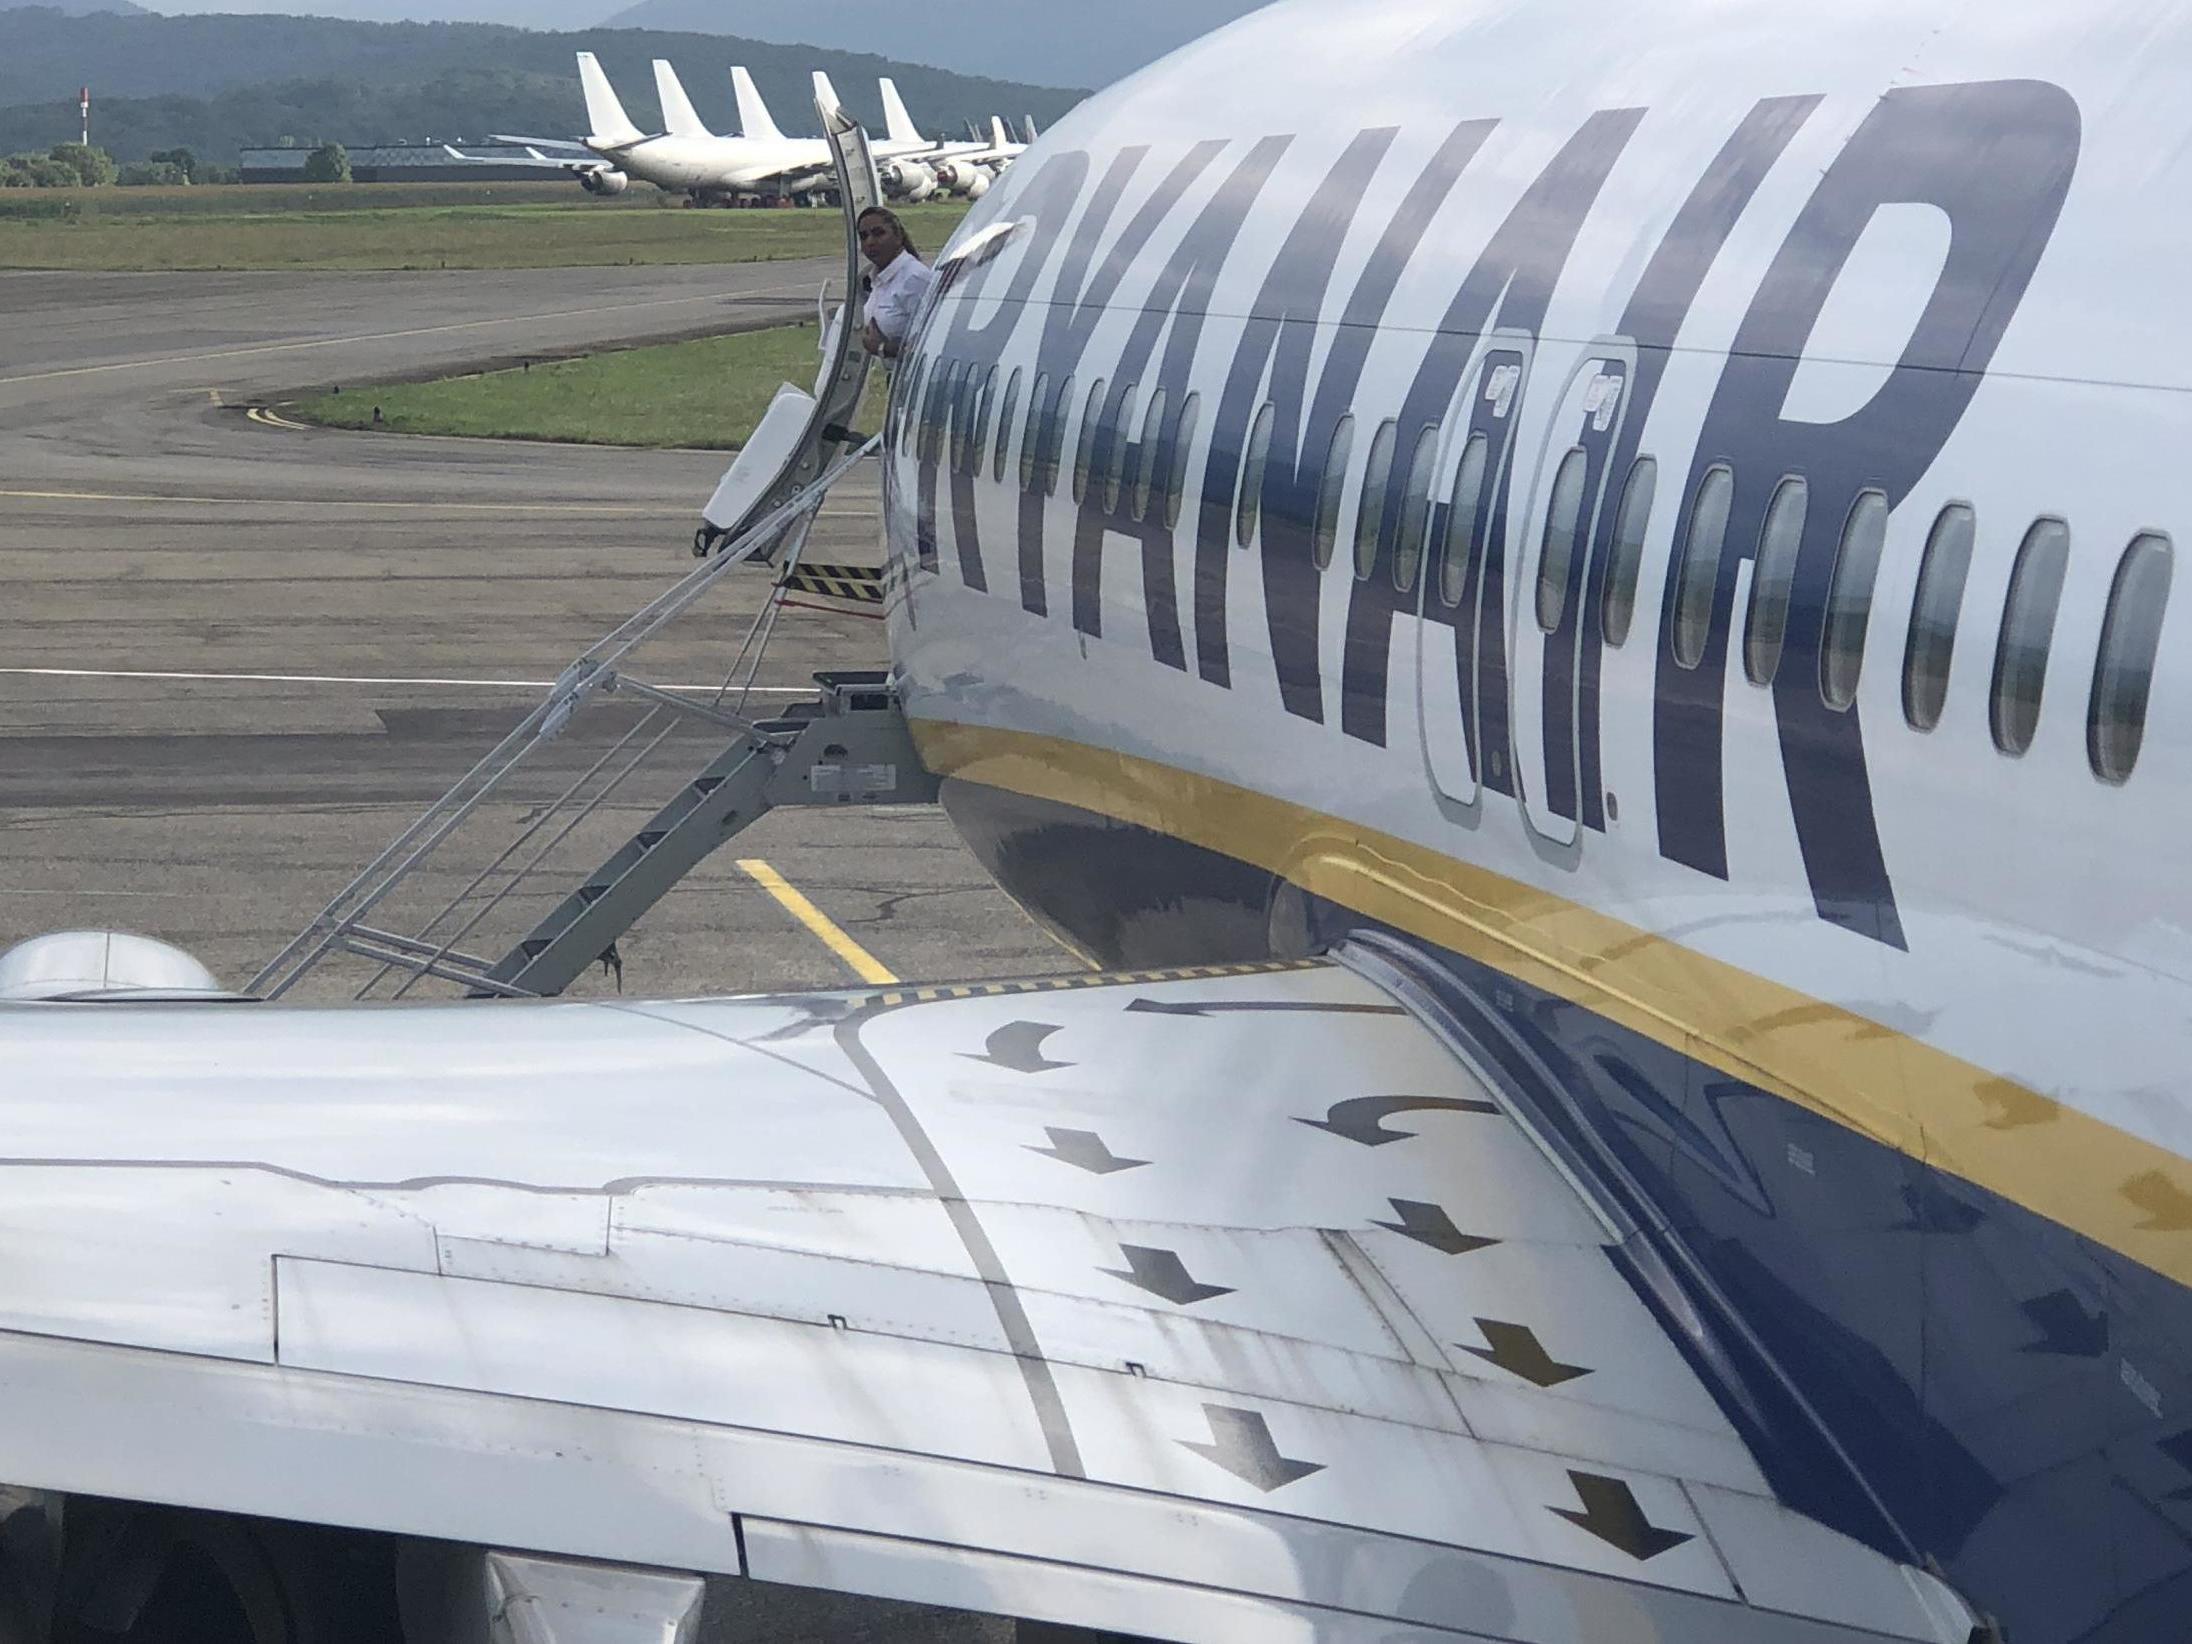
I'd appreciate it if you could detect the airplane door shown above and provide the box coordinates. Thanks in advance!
[1417,338,1532,812]
[1509,343,1634,849]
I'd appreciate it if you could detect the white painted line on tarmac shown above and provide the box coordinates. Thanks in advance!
[0,666,810,693]
[0,284,818,385]
[0,487,682,516]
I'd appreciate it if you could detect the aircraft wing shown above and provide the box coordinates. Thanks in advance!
[0,951,1978,1641]
[443,143,609,176]
[484,133,593,153]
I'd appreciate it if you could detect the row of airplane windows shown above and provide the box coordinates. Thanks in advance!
[896,355,2172,786]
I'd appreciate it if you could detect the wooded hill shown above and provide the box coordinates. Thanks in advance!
[0,6,1081,163]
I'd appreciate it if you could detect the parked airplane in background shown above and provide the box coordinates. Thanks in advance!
[928,116,1027,196]
[866,74,1004,202]
[448,52,834,203]
[0,0,2181,1641]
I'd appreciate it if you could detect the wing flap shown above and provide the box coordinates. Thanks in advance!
[0,958,1978,1640]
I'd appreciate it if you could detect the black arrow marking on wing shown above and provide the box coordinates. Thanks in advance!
[1124,998,1408,1018]
[1553,1472,1694,1560]
[963,1020,1071,1073]
[1101,1244,1234,1306]
[1295,1094,1499,1146]
[1025,1127,1148,1175]
[2019,1289,2108,1357]
[1461,1319,1591,1387]
[1374,1198,1498,1255]
[1178,1405,1324,1492]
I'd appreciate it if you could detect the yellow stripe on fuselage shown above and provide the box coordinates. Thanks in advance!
[912,717,2192,1288]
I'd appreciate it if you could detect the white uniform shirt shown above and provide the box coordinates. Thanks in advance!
[867,250,935,350]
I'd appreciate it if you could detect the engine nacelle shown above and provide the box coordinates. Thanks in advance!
[963,169,992,200]
[882,160,938,203]
[934,159,978,193]
[580,168,630,196]
[0,930,228,1001]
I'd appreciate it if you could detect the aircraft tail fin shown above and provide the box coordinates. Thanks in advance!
[879,78,924,146]
[731,66,786,143]
[990,115,1010,149]
[1022,115,1039,143]
[810,70,843,123]
[652,59,711,140]
[576,52,645,147]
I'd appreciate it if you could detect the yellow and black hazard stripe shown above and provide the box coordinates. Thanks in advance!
[781,563,886,604]
[875,959,1318,1008]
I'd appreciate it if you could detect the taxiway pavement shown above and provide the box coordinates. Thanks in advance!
[0,261,1074,1005]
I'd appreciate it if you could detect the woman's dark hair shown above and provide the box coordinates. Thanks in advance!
[858,205,919,260]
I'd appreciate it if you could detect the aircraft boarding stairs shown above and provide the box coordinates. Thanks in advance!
[250,87,921,1004]
[247,437,938,1003]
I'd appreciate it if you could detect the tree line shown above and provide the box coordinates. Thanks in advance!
[0,142,235,187]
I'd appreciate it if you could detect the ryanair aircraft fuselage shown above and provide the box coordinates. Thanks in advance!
[882,1,2192,1636]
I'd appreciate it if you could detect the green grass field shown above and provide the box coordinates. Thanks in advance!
[287,322,873,449]
[0,185,969,271]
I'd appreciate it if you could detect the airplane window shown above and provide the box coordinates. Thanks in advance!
[2089,532,2173,783]
[1044,375,1074,497]
[938,361,966,467]
[1018,373,1048,492]
[1601,456,1657,647]
[1236,403,1275,548]
[895,356,926,457]
[1392,425,1439,595]
[907,359,934,459]
[1133,389,1167,521]
[1164,393,1200,530]
[977,366,1002,475]
[1990,516,2072,756]
[993,369,1023,484]
[1312,416,1355,572]
[1354,420,1399,581]
[962,365,996,477]
[1439,432,1490,609]
[1821,489,1889,709]
[1534,445,1592,633]
[1104,383,1140,514]
[919,361,952,464]
[1073,378,1107,504]
[946,366,967,473]
[1744,475,1809,684]
[1902,503,1974,731]
[1672,464,1734,668]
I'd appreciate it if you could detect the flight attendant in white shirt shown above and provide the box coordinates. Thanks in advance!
[857,207,934,361]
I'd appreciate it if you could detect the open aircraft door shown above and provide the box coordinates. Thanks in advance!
[1508,340,1635,850]
[1416,333,1533,815]
[694,86,883,560]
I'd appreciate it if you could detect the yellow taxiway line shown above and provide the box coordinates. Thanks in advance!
[737,858,898,986]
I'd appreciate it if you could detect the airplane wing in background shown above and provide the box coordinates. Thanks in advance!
[484,133,593,152]
[0,951,1980,1642]
[443,144,597,173]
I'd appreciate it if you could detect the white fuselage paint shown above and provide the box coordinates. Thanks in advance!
[884,3,2192,1221]
[588,132,833,196]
